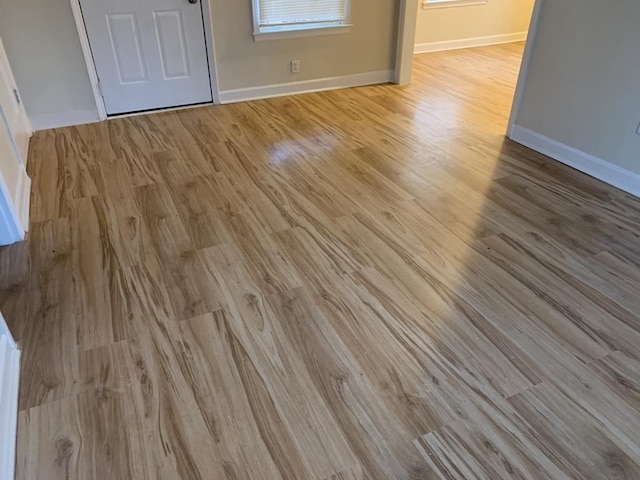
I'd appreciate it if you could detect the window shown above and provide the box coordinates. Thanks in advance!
[422,0,487,9]
[252,0,352,41]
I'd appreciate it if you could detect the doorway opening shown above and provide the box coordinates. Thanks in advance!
[411,0,540,135]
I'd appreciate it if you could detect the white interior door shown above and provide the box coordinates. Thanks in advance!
[0,38,30,246]
[80,0,213,115]
[0,38,30,166]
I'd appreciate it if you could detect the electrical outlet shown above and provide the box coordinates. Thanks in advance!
[291,60,300,74]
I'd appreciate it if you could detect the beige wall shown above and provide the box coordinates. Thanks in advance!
[0,0,399,124]
[514,0,640,175]
[211,0,399,91]
[415,0,534,46]
[0,0,97,119]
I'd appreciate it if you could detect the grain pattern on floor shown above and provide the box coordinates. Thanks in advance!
[2,43,640,479]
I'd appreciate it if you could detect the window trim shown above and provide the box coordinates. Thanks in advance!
[421,0,488,10]
[252,0,352,41]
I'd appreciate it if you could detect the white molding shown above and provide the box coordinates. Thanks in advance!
[509,125,640,198]
[422,0,487,10]
[508,0,544,137]
[0,312,20,480]
[414,32,527,54]
[218,70,393,104]
[70,0,108,121]
[254,24,352,42]
[30,109,100,131]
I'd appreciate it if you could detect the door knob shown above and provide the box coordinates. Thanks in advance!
[188,0,198,3]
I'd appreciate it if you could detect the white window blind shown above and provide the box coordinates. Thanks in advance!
[257,0,349,29]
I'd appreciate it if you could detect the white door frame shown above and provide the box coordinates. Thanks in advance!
[70,0,221,120]
[395,0,419,85]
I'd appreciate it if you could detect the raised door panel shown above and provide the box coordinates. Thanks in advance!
[154,10,191,79]
[106,13,149,84]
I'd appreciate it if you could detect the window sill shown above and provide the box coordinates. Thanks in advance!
[422,0,487,10]
[253,24,352,42]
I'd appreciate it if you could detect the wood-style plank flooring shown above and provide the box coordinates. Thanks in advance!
[3,43,640,479]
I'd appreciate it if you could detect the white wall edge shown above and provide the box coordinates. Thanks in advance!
[396,0,420,84]
[0,311,20,480]
[507,0,544,137]
[510,125,640,198]
[30,109,100,131]
[0,348,20,480]
[414,32,527,54]
[1,348,20,480]
[219,70,393,104]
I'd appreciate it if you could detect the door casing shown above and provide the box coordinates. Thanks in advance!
[71,0,221,121]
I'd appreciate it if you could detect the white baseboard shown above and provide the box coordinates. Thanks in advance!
[414,32,527,54]
[509,125,640,198]
[218,70,394,104]
[0,313,20,480]
[29,109,100,131]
